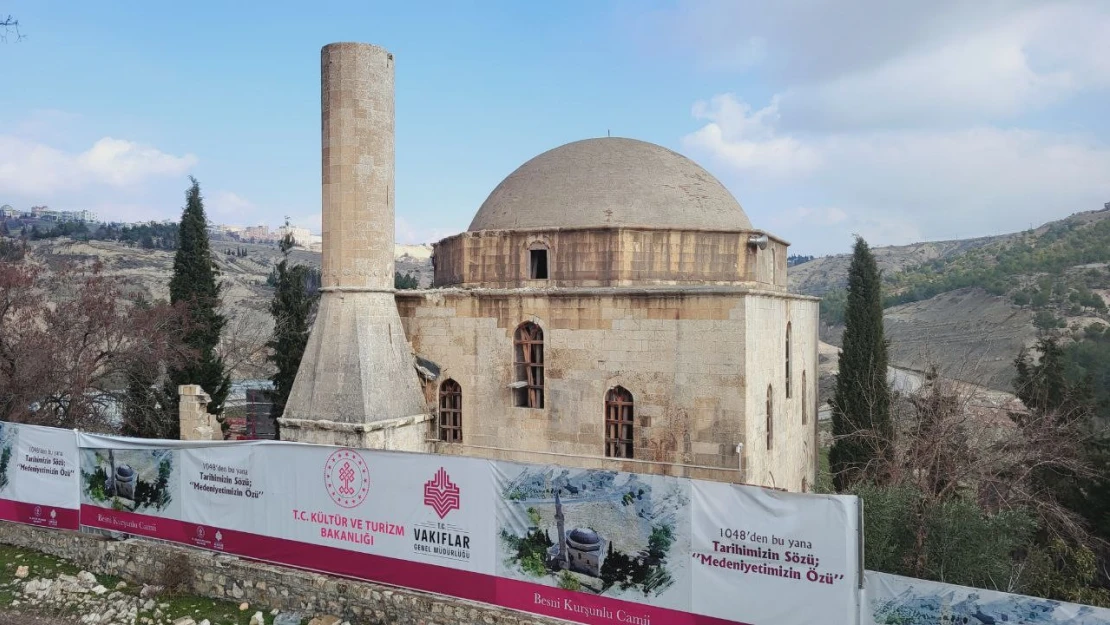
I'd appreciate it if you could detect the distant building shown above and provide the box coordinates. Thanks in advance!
[242,224,270,241]
[278,224,312,245]
[0,205,18,218]
[23,206,98,223]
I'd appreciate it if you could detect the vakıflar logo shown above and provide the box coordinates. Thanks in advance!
[325,449,370,508]
[423,467,461,519]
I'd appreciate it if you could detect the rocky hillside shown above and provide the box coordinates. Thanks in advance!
[800,205,1110,391]
[790,234,1015,296]
[21,238,433,380]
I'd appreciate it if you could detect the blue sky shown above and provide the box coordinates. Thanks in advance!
[2,1,1109,255]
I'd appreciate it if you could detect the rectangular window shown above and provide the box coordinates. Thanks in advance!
[605,388,635,458]
[438,380,462,442]
[529,249,548,279]
[514,323,545,408]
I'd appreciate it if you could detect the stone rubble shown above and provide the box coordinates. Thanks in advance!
[4,568,308,625]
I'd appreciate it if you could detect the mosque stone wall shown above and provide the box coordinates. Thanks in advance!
[396,288,817,490]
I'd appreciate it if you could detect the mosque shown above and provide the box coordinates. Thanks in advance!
[279,42,818,492]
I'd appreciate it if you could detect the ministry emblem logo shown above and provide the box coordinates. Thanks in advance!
[423,467,461,519]
[325,448,370,508]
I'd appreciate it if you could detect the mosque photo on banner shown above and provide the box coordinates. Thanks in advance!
[496,464,691,609]
[0,422,13,492]
[80,447,179,516]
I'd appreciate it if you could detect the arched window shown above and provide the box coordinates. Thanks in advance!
[802,371,808,425]
[438,379,462,442]
[766,385,774,450]
[605,386,634,458]
[785,322,792,399]
[802,476,808,493]
[514,322,544,408]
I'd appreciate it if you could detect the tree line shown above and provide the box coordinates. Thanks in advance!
[2,219,182,250]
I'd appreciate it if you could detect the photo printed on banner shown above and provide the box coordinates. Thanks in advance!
[80,447,180,518]
[495,464,692,613]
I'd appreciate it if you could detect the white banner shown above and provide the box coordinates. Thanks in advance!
[0,421,80,529]
[70,433,862,625]
[691,481,861,625]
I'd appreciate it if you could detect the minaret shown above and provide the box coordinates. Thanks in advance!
[279,42,427,448]
[554,491,568,569]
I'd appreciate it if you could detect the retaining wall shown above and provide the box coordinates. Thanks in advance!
[0,522,567,625]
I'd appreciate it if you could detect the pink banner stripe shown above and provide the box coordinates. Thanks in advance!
[81,505,748,625]
[0,498,80,531]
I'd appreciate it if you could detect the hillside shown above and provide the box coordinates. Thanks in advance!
[802,206,1110,391]
[789,234,1015,296]
[19,237,434,379]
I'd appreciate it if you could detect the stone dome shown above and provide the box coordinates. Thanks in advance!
[468,138,752,232]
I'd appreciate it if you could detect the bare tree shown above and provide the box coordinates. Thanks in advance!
[834,362,1100,586]
[0,259,188,430]
[1,15,21,42]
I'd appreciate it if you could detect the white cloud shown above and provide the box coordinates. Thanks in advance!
[77,138,197,187]
[773,3,1110,130]
[0,134,197,197]
[207,191,255,220]
[645,1,1110,253]
[684,94,1110,252]
[639,1,1110,130]
[684,95,820,176]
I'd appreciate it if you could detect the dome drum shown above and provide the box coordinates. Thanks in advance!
[431,226,789,289]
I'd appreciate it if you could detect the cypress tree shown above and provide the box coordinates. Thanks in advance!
[829,236,892,490]
[267,225,318,438]
[164,177,230,436]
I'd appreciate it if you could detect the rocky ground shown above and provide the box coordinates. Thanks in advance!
[0,544,343,625]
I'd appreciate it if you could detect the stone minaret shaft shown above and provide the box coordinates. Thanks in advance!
[281,43,426,442]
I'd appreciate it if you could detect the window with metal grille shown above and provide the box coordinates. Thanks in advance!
[766,384,774,450]
[605,386,634,458]
[438,379,462,442]
[785,322,792,399]
[513,322,544,408]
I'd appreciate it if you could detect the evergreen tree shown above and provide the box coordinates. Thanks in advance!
[266,224,318,438]
[164,177,230,437]
[830,236,892,490]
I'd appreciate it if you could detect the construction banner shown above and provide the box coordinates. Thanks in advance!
[0,421,80,529]
[67,431,862,625]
